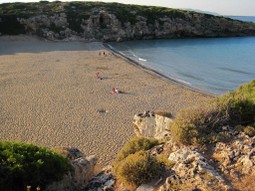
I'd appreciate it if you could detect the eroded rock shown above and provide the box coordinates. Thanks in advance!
[158,148,231,191]
[133,111,173,140]
[46,148,97,191]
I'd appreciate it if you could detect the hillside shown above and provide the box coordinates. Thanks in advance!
[0,1,255,41]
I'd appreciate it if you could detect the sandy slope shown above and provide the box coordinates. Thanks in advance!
[0,35,212,164]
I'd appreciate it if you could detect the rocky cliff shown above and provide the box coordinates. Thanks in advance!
[0,1,255,41]
[132,111,255,191]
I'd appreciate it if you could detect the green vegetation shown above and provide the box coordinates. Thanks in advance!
[116,137,159,161]
[217,80,255,124]
[171,80,255,145]
[114,151,161,186]
[114,137,172,187]
[0,1,194,35]
[243,126,255,137]
[0,141,70,191]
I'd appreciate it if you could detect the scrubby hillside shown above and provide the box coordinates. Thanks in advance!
[127,80,255,191]
[0,1,255,41]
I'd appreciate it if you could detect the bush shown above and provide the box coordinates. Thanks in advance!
[0,142,70,191]
[116,137,159,161]
[171,104,225,145]
[155,154,174,170]
[114,151,160,186]
[243,126,255,137]
[171,80,255,146]
[217,80,255,124]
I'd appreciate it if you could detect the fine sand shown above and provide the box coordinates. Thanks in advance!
[0,35,213,164]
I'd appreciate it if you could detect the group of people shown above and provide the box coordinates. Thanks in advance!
[98,51,112,56]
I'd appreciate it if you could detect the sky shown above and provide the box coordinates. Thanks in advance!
[0,0,254,16]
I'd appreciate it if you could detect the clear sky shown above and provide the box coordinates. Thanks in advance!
[0,0,254,16]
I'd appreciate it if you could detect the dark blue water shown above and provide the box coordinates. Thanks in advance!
[109,16,255,95]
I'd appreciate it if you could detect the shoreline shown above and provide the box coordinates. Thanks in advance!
[0,35,213,164]
[103,43,216,97]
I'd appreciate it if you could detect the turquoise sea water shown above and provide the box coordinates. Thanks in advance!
[109,17,255,95]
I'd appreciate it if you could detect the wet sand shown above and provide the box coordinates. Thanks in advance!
[0,35,213,164]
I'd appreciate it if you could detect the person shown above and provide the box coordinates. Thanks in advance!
[111,88,120,94]
[96,72,100,79]
[111,88,116,94]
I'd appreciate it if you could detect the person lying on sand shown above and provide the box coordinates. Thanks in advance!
[96,72,103,80]
[111,88,121,94]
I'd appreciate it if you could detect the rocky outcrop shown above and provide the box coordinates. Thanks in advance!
[133,111,173,140]
[85,165,115,191]
[158,148,231,191]
[46,148,97,191]
[1,2,255,41]
[213,132,255,177]
[133,111,255,191]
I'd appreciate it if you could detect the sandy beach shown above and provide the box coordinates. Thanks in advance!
[0,35,213,164]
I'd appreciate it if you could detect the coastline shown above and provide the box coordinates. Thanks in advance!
[103,43,216,97]
[0,35,213,164]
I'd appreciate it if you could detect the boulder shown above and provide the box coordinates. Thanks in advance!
[46,148,97,191]
[133,111,173,140]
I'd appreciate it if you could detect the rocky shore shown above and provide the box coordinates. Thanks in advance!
[1,2,255,42]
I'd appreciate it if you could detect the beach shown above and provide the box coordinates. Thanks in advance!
[0,35,213,164]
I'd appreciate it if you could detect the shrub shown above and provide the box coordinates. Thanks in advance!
[114,151,160,186]
[171,104,226,145]
[217,80,255,125]
[171,80,255,146]
[243,126,255,137]
[116,137,159,161]
[0,141,70,191]
[156,154,174,170]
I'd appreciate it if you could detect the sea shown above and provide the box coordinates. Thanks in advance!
[108,16,255,95]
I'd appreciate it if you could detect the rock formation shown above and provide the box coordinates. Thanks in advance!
[133,111,173,140]
[1,2,255,41]
[159,148,231,191]
[46,148,97,191]
[213,132,255,178]
[133,111,255,191]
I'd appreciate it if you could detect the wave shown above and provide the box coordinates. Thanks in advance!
[174,78,192,86]
[138,58,147,62]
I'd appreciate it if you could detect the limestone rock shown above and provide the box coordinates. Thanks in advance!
[2,3,255,41]
[136,184,155,191]
[213,132,255,175]
[46,148,97,191]
[158,148,231,191]
[133,111,173,140]
[85,165,115,191]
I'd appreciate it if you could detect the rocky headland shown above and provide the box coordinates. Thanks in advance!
[0,1,255,42]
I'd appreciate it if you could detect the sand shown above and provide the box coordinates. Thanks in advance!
[0,35,213,164]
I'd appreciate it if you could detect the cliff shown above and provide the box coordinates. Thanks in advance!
[0,1,255,41]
